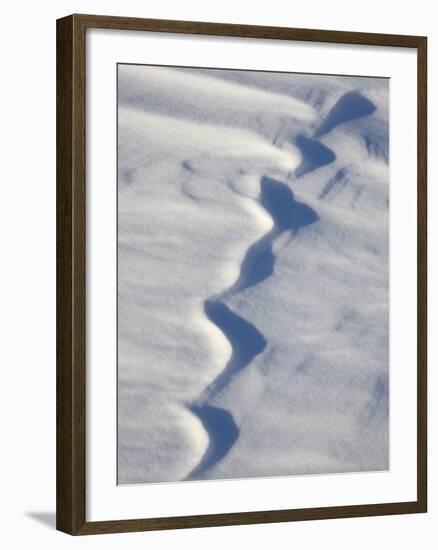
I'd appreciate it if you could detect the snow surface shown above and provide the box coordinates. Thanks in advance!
[117,64,389,484]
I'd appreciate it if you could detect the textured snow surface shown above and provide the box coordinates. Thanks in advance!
[117,64,389,484]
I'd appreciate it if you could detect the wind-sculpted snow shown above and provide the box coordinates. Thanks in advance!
[295,135,336,177]
[200,302,267,402]
[230,178,319,293]
[117,64,389,484]
[314,91,377,138]
[186,404,240,480]
[187,178,318,479]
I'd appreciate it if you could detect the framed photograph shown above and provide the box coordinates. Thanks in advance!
[56,14,427,535]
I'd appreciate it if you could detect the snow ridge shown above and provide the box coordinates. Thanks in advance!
[117,62,389,484]
[187,90,379,481]
[187,176,319,479]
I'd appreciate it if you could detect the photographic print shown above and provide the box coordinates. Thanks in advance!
[57,15,427,534]
[117,63,390,485]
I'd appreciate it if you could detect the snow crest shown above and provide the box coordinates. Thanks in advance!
[117,65,389,484]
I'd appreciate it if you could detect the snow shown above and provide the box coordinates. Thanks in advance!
[117,64,389,484]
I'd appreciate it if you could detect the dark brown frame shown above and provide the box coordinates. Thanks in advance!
[57,13,427,535]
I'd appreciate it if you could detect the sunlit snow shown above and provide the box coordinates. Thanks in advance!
[117,65,389,484]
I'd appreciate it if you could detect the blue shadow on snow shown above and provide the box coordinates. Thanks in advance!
[232,176,319,292]
[314,91,377,138]
[185,404,240,480]
[187,177,319,480]
[295,135,336,177]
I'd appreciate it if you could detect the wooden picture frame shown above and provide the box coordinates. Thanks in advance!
[57,13,427,535]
